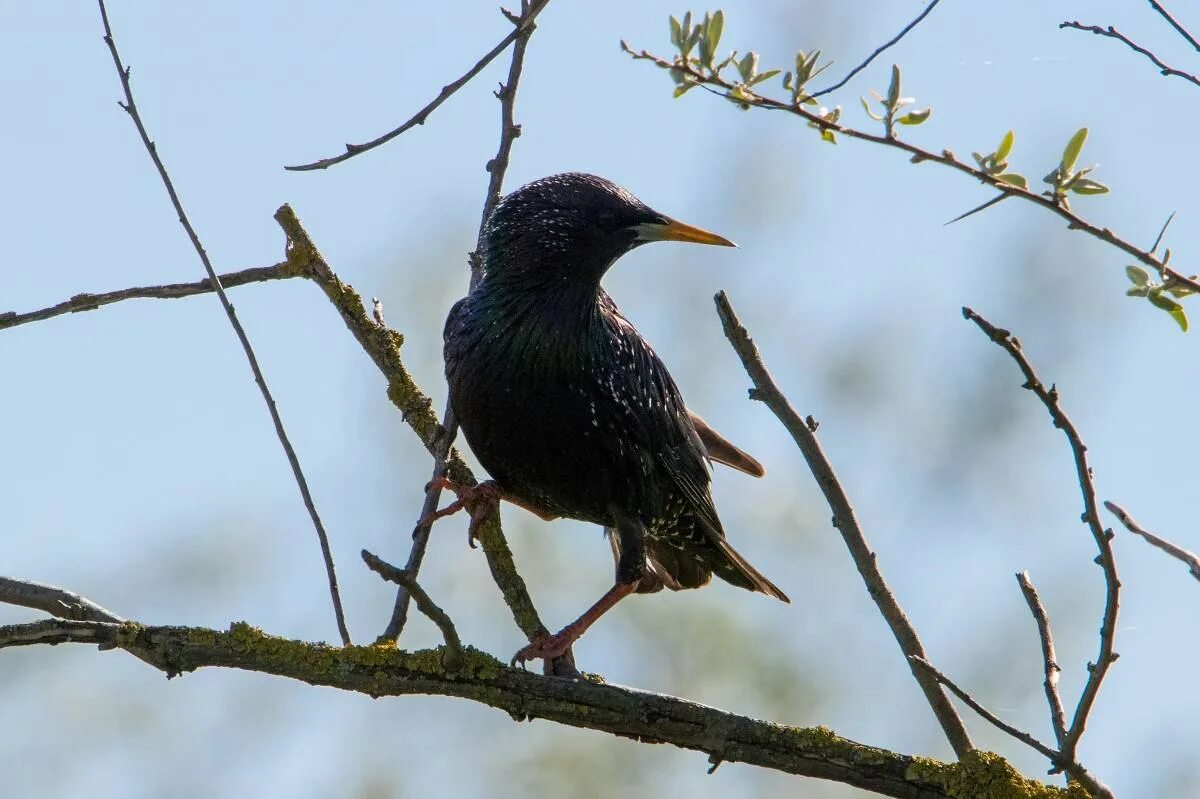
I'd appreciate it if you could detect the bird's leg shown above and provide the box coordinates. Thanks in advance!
[421,477,559,548]
[511,508,646,669]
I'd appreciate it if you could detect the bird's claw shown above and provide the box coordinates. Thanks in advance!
[416,478,502,548]
[511,630,574,667]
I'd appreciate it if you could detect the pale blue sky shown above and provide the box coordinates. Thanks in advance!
[3,3,1198,797]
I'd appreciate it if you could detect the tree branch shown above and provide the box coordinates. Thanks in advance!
[271,205,549,648]
[961,308,1120,773]
[625,45,1200,298]
[811,0,942,98]
[383,0,554,668]
[284,0,550,171]
[1148,0,1200,53]
[712,291,974,760]
[1105,500,1200,582]
[0,264,294,332]
[97,0,350,646]
[1015,571,1068,750]
[0,613,1085,799]
[361,550,464,671]
[0,576,124,623]
[1060,21,1200,89]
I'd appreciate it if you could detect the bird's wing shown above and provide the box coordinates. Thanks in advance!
[689,411,765,477]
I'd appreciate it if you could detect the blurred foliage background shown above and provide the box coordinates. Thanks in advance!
[2,2,1199,797]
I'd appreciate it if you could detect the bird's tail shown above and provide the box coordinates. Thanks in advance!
[708,537,790,602]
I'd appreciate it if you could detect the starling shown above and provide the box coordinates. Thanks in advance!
[440,173,788,667]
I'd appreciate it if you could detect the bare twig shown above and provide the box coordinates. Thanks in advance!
[1015,571,1068,750]
[962,307,1120,771]
[811,0,942,98]
[713,290,973,760]
[1148,0,1200,52]
[1105,500,1200,581]
[284,0,550,171]
[907,656,1060,762]
[383,0,547,650]
[272,205,548,646]
[96,1,350,645]
[0,577,124,623]
[1060,21,1200,89]
[361,550,463,670]
[625,47,1200,297]
[0,264,294,332]
[908,658,1112,799]
[0,614,1083,799]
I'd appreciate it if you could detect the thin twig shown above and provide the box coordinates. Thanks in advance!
[0,577,124,623]
[383,0,547,649]
[713,290,973,759]
[284,0,550,171]
[97,1,350,646]
[271,205,549,646]
[361,550,464,670]
[0,264,293,332]
[1150,211,1176,254]
[962,307,1120,771]
[1060,21,1200,89]
[906,656,1059,761]
[1148,0,1200,52]
[1015,571,1068,750]
[811,0,942,98]
[625,47,1200,297]
[1105,500,1200,581]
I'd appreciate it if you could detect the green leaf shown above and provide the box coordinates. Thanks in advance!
[1070,178,1110,195]
[669,15,682,48]
[887,64,901,108]
[1148,288,1189,331]
[861,96,883,121]
[1126,266,1151,287]
[898,107,932,125]
[821,129,837,145]
[707,10,723,59]
[996,173,1028,189]
[996,130,1014,163]
[1060,127,1088,173]
[1127,286,1149,297]
[749,69,781,86]
[737,51,759,82]
[673,81,698,98]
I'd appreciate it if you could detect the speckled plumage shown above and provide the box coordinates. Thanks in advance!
[444,173,787,621]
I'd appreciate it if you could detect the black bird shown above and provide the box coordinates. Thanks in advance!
[439,173,788,667]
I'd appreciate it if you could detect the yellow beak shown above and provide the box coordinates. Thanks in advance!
[632,216,737,247]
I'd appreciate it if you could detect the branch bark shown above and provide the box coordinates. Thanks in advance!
[712,291,974,760]
[0,616,1084,799]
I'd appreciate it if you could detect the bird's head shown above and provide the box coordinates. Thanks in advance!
[478,173,734,288]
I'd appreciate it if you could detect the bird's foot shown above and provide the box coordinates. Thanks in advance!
[419,478,503,548]
[511,630,577,668]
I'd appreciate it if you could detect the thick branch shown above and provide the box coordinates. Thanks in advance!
[1105,500,1200,581]
[285,0,550,171]
[625,47,1200,297]
[97,0,350,645]
[0,616,1083,799]
[962,308,1120,772]
[712,291,973,760]
[271,205,548,644]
